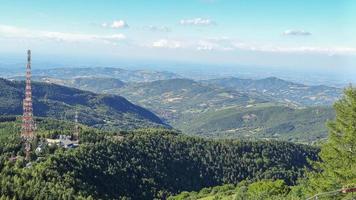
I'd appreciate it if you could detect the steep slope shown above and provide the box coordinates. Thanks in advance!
[178,104,335,142]
[0,78,166,130]
[202,77,341,106]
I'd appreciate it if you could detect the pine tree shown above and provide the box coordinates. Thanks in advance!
[307,87,356,194]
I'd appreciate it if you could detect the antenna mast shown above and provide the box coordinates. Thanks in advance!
[74,110,79,141]
[21,50,36,160]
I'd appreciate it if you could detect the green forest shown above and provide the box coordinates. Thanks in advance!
[0,121,317,199]
[171,88,356,200]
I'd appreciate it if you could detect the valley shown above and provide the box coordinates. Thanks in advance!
[9,67,341,143]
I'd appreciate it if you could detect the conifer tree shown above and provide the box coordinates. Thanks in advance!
[307,87,356,194]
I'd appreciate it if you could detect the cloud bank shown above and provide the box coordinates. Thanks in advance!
[180,18,216,26]
[1,24,355,56]
[0,25,126,44]
[195,37,356,55]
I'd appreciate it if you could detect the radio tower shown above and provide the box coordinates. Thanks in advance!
[22,50,36,161]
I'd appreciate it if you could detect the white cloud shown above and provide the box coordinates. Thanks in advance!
[102,20,129,29]
[197,37,235,51]
[0,25,126,44]
[195,37,356,55]
[283,29,311,36]
[148,36,356,55]
[147,25,171,32]
[152,39,181,49]
[265,46,356,55]
[111,20,129,29]
[180,18,216,26]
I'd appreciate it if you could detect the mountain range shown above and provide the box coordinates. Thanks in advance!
[4,67,342,142]
[7,67,341,107]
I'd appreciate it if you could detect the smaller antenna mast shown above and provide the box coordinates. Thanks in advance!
[74,110,79,141]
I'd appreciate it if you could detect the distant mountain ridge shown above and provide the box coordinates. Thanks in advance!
[0,78,167,130]
[31,67,181,82]
[10,76,126,93]
[202,76,341,106]
[7,68,341,107]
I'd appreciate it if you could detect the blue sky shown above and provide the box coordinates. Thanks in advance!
[0,0,355,69]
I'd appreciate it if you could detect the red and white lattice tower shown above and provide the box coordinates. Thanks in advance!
[21,50,36,160]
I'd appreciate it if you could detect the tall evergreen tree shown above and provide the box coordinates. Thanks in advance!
[306,87,356,195]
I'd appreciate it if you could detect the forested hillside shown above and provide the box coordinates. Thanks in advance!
[169,180,292,200]
[179,104,334,143]
[171,87,356,200]
[0,78,166,130]
[0,118,318,199]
